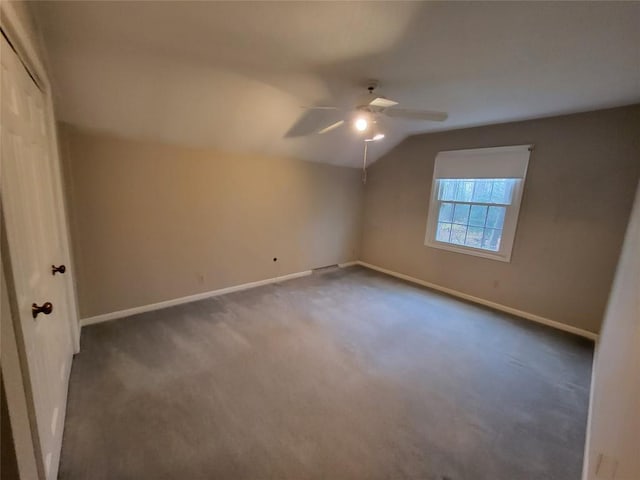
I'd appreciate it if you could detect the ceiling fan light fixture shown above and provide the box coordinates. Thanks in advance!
[354,117,368,131]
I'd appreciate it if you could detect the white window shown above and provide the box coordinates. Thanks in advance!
[424,145,531,262]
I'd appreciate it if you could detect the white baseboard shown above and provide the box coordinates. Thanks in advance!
[80,270,313,327]
[82,260,598,341]
[356,261,599,341]
[338,261,358,268]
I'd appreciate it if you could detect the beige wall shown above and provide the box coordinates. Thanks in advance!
[361,105,640,334]
[59,124,363,318]
[62,105,639,330]
[584,181,640,480]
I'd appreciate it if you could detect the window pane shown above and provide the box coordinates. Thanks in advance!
[449,180,461,201]
[438,202,454,223]
[465,226,484,248]
[431,179,520,254]
[439,180,455,201]
[490,179,517,204]
[436,222,452,242]
[490,180,507,204]
[482,228,502,251]
[452,203,470,225]
[455,180,474,202]
[472,180,493,203]
[504,180,516,203]
[450,224,467,245]
[486,206,506,229]
[468,205,488,227]
[439,179,519,204]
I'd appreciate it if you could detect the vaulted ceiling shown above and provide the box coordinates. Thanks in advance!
[34,1,640,167]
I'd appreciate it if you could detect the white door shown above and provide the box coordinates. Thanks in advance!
[1,35,74,480]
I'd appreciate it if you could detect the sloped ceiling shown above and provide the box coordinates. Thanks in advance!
[34,1,640,167]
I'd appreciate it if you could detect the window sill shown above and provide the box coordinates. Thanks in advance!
[424,240,512,262]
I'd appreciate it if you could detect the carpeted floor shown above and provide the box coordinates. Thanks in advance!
[59,266,593,480]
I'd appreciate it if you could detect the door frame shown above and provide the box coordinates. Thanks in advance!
[1,2,80,479]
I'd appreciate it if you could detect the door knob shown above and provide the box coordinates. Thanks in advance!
[52,265,66,275]
[32,302,53,319]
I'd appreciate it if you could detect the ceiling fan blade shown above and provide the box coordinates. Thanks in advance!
[285,108,343,138]
[301,106,340,110]
[384,108,448,122]
[368,96,399,108]
[317,120,345,134]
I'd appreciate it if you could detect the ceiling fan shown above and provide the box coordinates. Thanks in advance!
[304,82,448,141]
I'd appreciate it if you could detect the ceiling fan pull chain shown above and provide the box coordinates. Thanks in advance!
[362,141,368,184]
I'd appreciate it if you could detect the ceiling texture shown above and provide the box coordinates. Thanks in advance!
[34,1,640,167]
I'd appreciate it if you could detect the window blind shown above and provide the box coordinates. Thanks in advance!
[434,145,531,179]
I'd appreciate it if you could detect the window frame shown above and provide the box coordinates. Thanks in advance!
[424,146,530,262]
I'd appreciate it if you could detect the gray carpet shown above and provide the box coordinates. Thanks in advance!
[59,266,593,480]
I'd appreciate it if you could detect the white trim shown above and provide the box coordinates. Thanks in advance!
[1,272,41,480]
[1,0,80,352]
[81,260,599,341]
[1,4,78,480]
[424,178,527,263]
[0,2,47,84]
[581,340,599,479]
[81,270,313,327]
[356,261,599,341]
[424,237,513,262]
[424,146,531,263]
[338,261,358,268]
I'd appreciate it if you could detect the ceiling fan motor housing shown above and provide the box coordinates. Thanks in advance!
[356,83,399,112]
[310,81,448,137]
